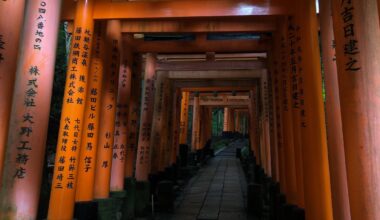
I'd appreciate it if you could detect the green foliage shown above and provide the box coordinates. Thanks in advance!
[46,22,69,151]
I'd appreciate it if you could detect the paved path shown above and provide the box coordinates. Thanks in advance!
[158,139,248,220]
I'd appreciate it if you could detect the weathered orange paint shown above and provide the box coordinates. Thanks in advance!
[287,16,305,207]
[75,21,106,202]
[179,91,190,144]
[48,0,94,218]
[0,0,25,182]
[0,1,61,219]
[223,107,230,132]
[170,89,183,165]
[267,51,280,182]
[332,0,380,219]
[278,20,298,204]
[271,49,287,192]
[124,56,142,178]
[260,73,272,176]
[150,72,168,173]
[160,79,174,169]
[320,0,351,218]
[110,43,133,192]
[93,20,121,199]
[61,0,294,20]
[248,89,260,160]
[295,0,333,219]
[135,53,156,181]
[191,95,201,151]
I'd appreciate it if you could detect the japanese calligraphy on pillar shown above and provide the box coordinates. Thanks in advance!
[13,1,48,179]
[138,77,155,165]
[295,22,307,128]
[77,22,104,179]
[53,24,93,190]
[280,35,289,113]
[99,38,119,171]
[135,54,156,181]
[124,57,142,177]
[340,0,361,71]
[262,76,269,120]
[113,58,130,162]
[33,1,46,50]
[0,34,4,62]
[150,72,165,171]
[288,16,300,110]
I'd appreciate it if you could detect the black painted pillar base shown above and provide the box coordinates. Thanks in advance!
[135,181,151,217]
[74,200,98,220]
[96,197,117,220]
[110,190,127,219]
[122,178,136,220]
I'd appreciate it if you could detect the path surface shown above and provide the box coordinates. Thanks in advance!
[157,139,248,220]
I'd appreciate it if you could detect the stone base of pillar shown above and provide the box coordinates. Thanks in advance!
[135,181,151,217]
[96,198,118,220]
[179,144,189,167]
[74,200,98,220]
[122,178,136,220]
[110,190,127,219]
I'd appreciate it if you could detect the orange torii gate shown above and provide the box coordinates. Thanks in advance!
[1,0,380,219]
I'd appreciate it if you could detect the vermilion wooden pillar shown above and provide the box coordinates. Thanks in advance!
[260,73,272,176]
[179,91,190,145]
[170,89,182,165]
[0,1,61,219]
[320,0,351,219]
[228,108,235,132]
[295,0,334,219]
[150,71,168,173]
[93,20,121,199]
[0,0,24,182]
[272,47,287,192]
[75,21,106,202]
[223,107,229,132]
[287,17,305,207]
[48,0,94,218]
[332,0,380,219]
[160,79,173,169]
[124,56,142,178]
[248,89,260,160]
[135,53,156,181]
[110,44,133,192]
[191,94,201,151]
[278,20,298,204]
[267,51,280,182]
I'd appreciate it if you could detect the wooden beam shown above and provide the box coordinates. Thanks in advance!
[61,0,293,20]
[121,18,277,33]
[157,60,266,71]
[166,70,265,79]
[174,80,257,90]
[124,36,270,53]
[189,95,249,106]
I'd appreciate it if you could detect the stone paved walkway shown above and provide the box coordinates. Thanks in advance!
[157,139,248,220]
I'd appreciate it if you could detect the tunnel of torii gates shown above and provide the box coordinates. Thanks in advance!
[0,0,380,219]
